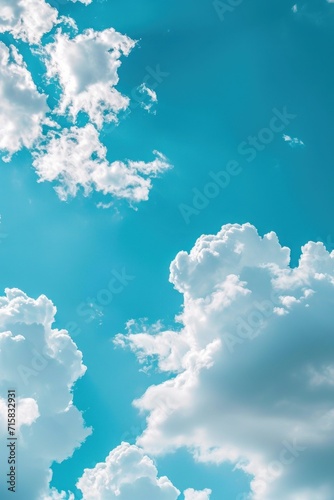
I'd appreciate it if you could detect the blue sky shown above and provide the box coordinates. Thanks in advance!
[0,1,334,499]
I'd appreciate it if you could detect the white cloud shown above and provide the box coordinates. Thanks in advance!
[43,28,136,128]
[32,124,171,202]
[283,134,305,148]
[0,396,39,428]
[184,488,212,499]
[0,288,91,499]
[44,489,75,500]
[0,0,58,44]
[70,0,92,4]
[117,223,334,500]
[290,1,333,25]
[76,442,181,500]
[0,43,49,162]
[137,83,158,113]
[0,25,169,204]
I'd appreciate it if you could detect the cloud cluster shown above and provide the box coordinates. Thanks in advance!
[117,223,334,499]
[283,134,305,148]
[137,83,158,113]
[33,124,171,201]
[76,442,180,499]
[76,442,210,500]
[0,0,57,44]
[0,288,91,499]
[0,4,170,204]
[43,28,135,128]
[0,43,49,162]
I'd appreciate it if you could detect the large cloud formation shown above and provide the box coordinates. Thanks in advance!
[76,442,181,500]
[116,223,334,500]
[0,42,49,162]
[0,15,171,204]
[43,28,136,128]
[0,288,91,499]
[76,441,210,500]
[33,124,171,202]
[32,26,172,203]
[0,0,58,44]
[0,0,91,45]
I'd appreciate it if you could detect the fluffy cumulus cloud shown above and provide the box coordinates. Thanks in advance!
[0,19,170,203]
[0,288,91,499]
[76,442,181,500]
[43,28,136,128]
[0,0,92,44]
[0,43,49,162]
[33,124,171,202]
[183,488,212,499]
[0,0,58,44]
[116,223,334,500]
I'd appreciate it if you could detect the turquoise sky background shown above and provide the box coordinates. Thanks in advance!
[1,0,334,498]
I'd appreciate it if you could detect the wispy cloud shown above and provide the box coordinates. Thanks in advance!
[283,134,305,148]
